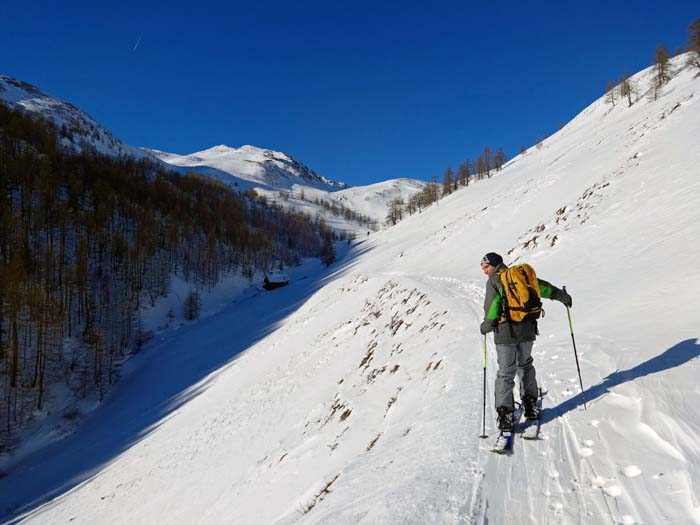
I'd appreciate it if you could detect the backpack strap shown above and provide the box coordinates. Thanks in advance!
[497,269,517,338]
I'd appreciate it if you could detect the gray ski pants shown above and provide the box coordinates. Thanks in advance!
[495,341,538,409]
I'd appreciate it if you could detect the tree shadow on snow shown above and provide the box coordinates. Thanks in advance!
[0,241,375,523]
[541,338,700,425]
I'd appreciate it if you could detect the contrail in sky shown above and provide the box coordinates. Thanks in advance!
[133,33,144,53]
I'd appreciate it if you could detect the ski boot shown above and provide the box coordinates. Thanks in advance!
[522,394,541,420]
[496,406,515,432]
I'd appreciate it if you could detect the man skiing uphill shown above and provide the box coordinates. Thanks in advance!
[479,252,572,435]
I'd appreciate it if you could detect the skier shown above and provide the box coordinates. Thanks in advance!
[479,252,572,434]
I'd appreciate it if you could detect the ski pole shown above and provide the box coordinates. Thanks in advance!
[480,334,488,438]
[564,286,587,410]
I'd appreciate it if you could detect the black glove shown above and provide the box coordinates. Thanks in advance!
[560,289,572,308]
[480,319,496,335]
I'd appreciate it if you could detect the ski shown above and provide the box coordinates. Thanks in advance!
[491,431,513,453]
[490,405,523,454]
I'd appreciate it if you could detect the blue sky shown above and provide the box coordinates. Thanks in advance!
[1,1,697,186]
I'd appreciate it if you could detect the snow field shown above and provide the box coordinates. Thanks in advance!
[2,55,700,525]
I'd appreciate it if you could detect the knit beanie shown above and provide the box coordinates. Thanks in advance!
[481,252,503,267]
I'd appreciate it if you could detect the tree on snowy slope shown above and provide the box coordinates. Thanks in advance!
[619,71,636,107]
[405,194,417,215]
[385,197,405,226]
[424,177,440,205]
[183,290,202,320]
[320,233,335,267]
[442,166,454,196]
[456,160,470,187]
[493,147,506,172]
[483,146,492,178]
[653,43,671,100]
[605,81,617,106]
[688,18,700,69]
[476,155,487,179]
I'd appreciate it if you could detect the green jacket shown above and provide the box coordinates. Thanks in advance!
[481,263,567,344]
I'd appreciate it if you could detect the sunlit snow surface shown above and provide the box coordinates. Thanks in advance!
[149,145,427,233]
[1,56,700,524]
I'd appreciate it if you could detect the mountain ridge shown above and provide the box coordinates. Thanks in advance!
[1,74,426,232]
[145,143,347,192]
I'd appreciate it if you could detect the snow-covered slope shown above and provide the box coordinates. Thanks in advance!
[333,178,427,220]
[0,73,425,234]
[0,75,151,160]
[252,178,428,236]
[150,145,426,234]
[2,56,700,525]
[147,144,346,192]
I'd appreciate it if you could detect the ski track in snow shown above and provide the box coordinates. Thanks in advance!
[408,273,603,524]
[379,274,639,525]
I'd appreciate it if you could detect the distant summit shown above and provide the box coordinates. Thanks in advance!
[0,73,422,233]
[147,144,347,192]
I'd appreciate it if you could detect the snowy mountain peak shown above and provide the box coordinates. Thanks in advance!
[0,75,46,100]
[150,143,348,192]
[1,73,426,238]
[0,75,151,160]
[203,144,244,154]
[149,144,430,234]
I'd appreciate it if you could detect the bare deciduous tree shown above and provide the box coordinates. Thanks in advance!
[619,71,635,107]
[483,146,492,178]
[442,166,454,196]
[605,81,617,107]
[494,147,506,171]
[653,43,671,100]
[687,18,700,69]
[456,160,470,187]
[184,290,202,321]
[385,197,404,226]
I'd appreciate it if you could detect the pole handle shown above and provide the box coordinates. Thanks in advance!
[563,286,575,334]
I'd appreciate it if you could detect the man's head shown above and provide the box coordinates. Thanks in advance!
[480,252,503,276]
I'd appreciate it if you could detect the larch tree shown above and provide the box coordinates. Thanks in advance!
[429,176,440,203]
[405,194,417,215]
[687,18,700,69]
[476,156,486,179]
[456,160,470,187]
[442,166,454,196]
[385,197,404,226]
[494,147,506,172]
[605,81,617,106]
[483,146,492,178]
[653,43,671,100]
[619,71,635,107]
[320,233,336,266]
[183,290,202,321]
